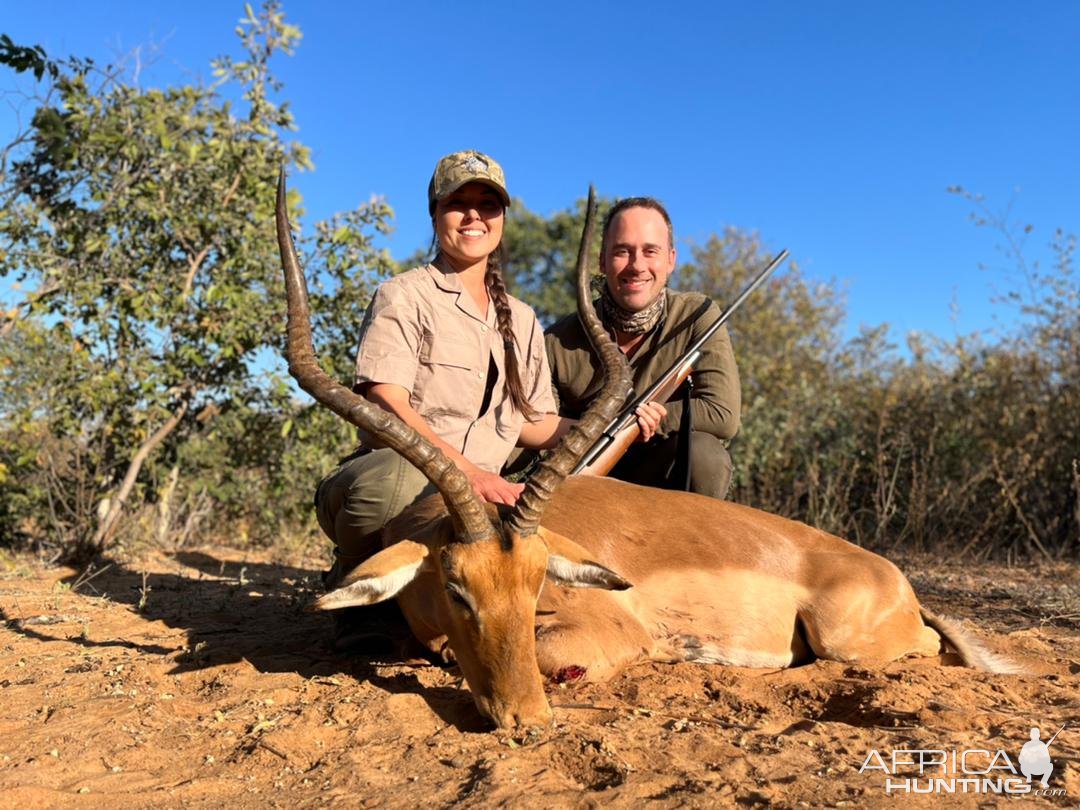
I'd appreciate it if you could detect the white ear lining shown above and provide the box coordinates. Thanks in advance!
[546,554,586,587]
[545,554,632,591]
[313,559,424,610]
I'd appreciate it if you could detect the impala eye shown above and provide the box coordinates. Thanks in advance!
[446,585,472,611]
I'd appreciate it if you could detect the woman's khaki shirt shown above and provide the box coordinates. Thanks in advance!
[353,263,556,473]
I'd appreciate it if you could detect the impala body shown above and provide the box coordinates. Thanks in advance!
[316,477,1009,728]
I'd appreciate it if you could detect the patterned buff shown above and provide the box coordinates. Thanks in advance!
[599,284,667,335]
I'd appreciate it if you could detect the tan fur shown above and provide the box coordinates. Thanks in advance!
[320,476,1014,728]
[532,477,1013,677]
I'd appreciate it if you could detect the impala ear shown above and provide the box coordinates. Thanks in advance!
[310,540,432,611]
[537,526,633,591]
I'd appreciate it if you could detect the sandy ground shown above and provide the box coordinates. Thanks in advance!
[0,546,1076,808]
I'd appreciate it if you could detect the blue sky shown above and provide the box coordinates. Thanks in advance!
[3,1,1078,346]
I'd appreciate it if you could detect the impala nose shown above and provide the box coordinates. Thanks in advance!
[486,698,553,730]
[505,706,553,730]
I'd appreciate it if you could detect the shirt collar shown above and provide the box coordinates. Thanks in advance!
[424,261,495,326]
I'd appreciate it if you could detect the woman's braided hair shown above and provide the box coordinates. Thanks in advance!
[484,243,539,420]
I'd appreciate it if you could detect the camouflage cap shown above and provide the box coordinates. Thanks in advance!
[427,150,510,213]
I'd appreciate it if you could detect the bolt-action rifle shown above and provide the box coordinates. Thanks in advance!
[571,248,789,477]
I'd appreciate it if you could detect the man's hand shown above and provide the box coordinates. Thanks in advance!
[467,467,524,506]
[634,401,667,443]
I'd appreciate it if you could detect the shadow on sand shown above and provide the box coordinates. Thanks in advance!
[1,548,491,732]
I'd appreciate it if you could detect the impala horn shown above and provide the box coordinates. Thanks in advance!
[276,171,493,543]
[507,186,632,536]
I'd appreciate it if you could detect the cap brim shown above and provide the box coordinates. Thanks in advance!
[440,177,511,208]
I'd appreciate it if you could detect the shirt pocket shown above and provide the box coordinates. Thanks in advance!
[421,333,479,370]
[415,330,484,420]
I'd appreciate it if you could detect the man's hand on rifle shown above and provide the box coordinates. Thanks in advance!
[634,401,667,443]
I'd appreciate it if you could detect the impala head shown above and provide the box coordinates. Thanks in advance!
[276,172,631,728]
[311,517,629,728]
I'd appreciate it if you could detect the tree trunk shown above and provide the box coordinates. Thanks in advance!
[156,463,181,547]
[90,398,190,555]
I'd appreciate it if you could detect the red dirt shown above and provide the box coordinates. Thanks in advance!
[1,548,1077,807]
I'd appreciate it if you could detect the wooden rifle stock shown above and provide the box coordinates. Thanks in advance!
[571,248,789,478]
[574,359,694,476]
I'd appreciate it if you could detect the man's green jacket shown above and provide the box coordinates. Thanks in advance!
[544,289,741,442]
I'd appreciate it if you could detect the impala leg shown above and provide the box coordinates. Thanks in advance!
[535,610,653,684]
[797,561,942,663]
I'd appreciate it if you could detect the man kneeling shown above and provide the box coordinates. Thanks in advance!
[545,197,740,498]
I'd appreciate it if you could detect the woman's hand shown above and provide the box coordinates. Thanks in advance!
[365,383,523,504]
[634,401,667,443]
[467,467,524,506]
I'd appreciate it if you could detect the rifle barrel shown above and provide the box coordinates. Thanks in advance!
[616,248,789,419]
[671,248,788,375]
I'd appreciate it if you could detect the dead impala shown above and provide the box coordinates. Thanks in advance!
[277,175,1013,730]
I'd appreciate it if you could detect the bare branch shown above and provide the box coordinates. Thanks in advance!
[181,245,212,298]
[91,394,192,554]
